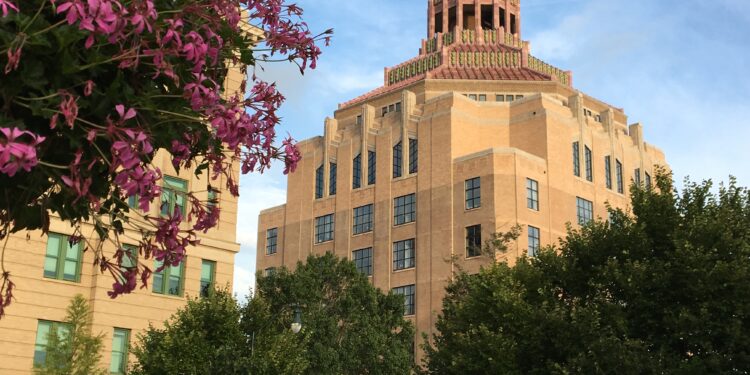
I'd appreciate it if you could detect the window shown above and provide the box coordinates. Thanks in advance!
[395,102,402,112]
[160,176,187,217]
[368,151,376,185]
[585,146,593,182]
[329,162,337,196]
[315,165,324,199]
[34,320,69,367]
[352,154,362,189]
[515,95,523,100]
[394,193,416,225]
[381,107,387,117]
[127,194,139,210]
[266,228,278,255]
[393,142,403,178]
[315,214,334,243]
[468,94,477,100]
[576,197,594,225]
[389,104,395,112]
[200,260,216,297]
[466,225,482,258]
[496,94,505,102]
[44,233,82,282]
[110,328,130,374]
[393,285,415,315]
[356,115,362,125]
[465,177,481,209]
[393,239,415,271]
[120,244,138,270]
[352,247,373,276]
[506,95,515,102]
[616,159,624,193]
[264,267,276,277]
[526,178,539,211]
[352,204,373,235]
[153,259,184,296]
[478,94,487,102]
[645,172,652,189]
[528,226,540,257]
[408,138,418,174]
[634,168,641,186]
[572,142,580,177]
[605,156,612,189]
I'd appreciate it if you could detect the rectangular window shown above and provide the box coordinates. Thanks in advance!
[352,154,362,189]
[314,214,334,243]
[408,138,418,174]
[329,162,337,196]
[616,159,624,193]
[394,193,416,225]
[200,260,216,297]
[368,151,376,185]
[395,102,402,112]
[478,94,487,102]
[356,114,362,125]
[506,95,515,102]
[34,320,69,367]
[352,247,373,276]
[468,94,477,100]
[515,95,523,100]
[127,194,139,210]
[526,178,539,211]
[264,267,276,277]
[266,228,278,255]
[585,146,593,182]
[352,204,373,235]
[645,172,652,189]
[528,226,540,257]
[576,197,594,225]
[634,168,641,186]
[207,187,219,210]
[466,225,482,258]
[109,328,130,374]
[496,94,505,102]
[381,107,387,117]
[465,177,481,209]
[160,176,188,217]
[393,239,415,271]
[573,142,580,177]
[44,233,82,282]
[393,142,403,178]
[120,244,138,270]
[315,165,324,199]
[605,156,612,189]
[392,285,415,316]
[153,259,185,296]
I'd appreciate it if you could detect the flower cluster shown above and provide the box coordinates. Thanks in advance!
[0,128,45,177]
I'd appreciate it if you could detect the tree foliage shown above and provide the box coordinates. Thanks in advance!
[34,294,106,375]
[424,173,750,374]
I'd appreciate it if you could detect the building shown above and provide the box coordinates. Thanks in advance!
[0,28,260,375]
[256,0,667,361]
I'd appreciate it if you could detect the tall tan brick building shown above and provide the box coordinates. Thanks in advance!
[256,0,666,359]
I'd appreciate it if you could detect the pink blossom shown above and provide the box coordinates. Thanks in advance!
[59,91,79,128]
[0,128,46,177]
[57,0,86,25]
[282,137,300,174]
[114,166,161,211]
[0,0,18,17]
[83,80,95,96]
[4,47,20,74]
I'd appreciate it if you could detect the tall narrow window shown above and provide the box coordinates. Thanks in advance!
[526,178,539,211]
[408,138,418,174]
[266,228,278,255]
[200,260,216,297]
[352,247,373,276]
[44,233,82,282]
[465,177,481,209]
[127,194,139,210]
[616,159,624,193]
[585,146,593,181]
[499,7,506,28]
[435,11,443,33]
[394,194,416,225]
[315,165,324,199]
[645,172,652,189]
[34,320,69,367]
[207,186,219,212]
[314,214,334,243]
[153,259,184,296]
[573,142,580,177]
[528,226,540,257]
[329,162,337,196]
[160,176,187,217]
[634,168,641,186]
[576,197,594,225]
[264,267,276,277]
[393,142,403,178]
[352,154,362,189]
[605,156,612,189]
[120,244,138,270]
[466,225,482,258]
[392,284,416,316]
[368,151,376,185]
[393,239,415,271]
[510,13,517,34]
[352,204,374,235]
[110,328,130,374]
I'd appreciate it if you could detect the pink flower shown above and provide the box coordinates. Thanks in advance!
[59,91,78,128]
[115,104,136,121]
[282,136,300,174]
[0,0,18,17]
[0,128,46,177]
[83,80,95,96]
[4,47,20,74]
[57,0,85,25]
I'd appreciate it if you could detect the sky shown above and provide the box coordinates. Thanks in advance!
[232,0,750,298]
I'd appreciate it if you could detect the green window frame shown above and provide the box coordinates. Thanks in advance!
[33,320,69,367]
[110,328,130,374]
[121,244,138,270]
[152,259,185,296]
[44,233,83,282]
[160,176,188,217]
[200,260,216,297]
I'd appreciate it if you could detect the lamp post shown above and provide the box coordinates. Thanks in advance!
[291,305,302,333]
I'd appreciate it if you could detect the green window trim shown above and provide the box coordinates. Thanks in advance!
[200,260,216,297]
[152,259,185,296]
[160,176,188,217]
[44,233,83,282]
[33,320,70,367]
[120,244,138,270]
[110,328,131,374]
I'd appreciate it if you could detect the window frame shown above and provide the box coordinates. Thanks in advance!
[393,239,416,271]
[352,204,374,235]
[392,284,416,316]
[329,162,337,196]
[393,193,416,226]
[367,150,376,185]
[314,214,335,244]
[315,165,324,199]
[634,168,641,186]
[408,138,418,174]
[584,146,593,182]
[109,328,131,374]
[466,224,482,258]
[44,233,83,282]
[576,197,594,225]
[160,176,188,217]
[152,259,185,296]
[200,259,216,297]
[352,153,362,189]
[526,178,539,211]
[34,320,70,367]
[616,159,624,193]
[528,226,540,257]
[573,142,581,177]
[352,247,373,276]
[605,155,612,189]
[393,141,403,178]
[465,177,481,210]
[266,228,278,255]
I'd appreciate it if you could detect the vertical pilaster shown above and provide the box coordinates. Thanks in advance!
[442,0,449,35]
[457,1,464,32]
[504,0,511,34]
[360,104,371,182]
[492,0,500,30]
[323,117,338,196]
[474,0,483,43]
[402,90,416,173]
[428,0,435,38]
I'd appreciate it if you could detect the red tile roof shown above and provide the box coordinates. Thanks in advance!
[428,66,550,81]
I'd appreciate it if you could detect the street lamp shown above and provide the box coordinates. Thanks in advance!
[291,305,302,334]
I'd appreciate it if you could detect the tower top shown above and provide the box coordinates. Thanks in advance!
[428,0,522,39]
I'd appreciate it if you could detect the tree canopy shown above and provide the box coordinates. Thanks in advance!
[424,174,750,374]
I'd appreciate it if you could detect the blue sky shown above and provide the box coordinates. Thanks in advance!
[233,0,750,297]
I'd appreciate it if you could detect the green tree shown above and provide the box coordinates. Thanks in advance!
[34,294,106,375]
[245,253,415,375]
[424,173,750,374]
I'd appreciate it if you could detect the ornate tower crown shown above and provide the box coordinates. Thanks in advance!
[428,0,521,38]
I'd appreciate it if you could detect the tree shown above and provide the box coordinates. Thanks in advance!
[245,253,416,375]
[0,0,331,317]
[34,294,106,375]
[424,173,750,374]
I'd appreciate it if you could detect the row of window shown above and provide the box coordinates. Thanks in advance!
[381,101,402,116]
[464,93,525,102]
[45,233,217,298]
[34,322,130,373]
[572,142,652,192]
[128,176,219,218]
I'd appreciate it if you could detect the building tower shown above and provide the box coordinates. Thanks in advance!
[256,0,666,362]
